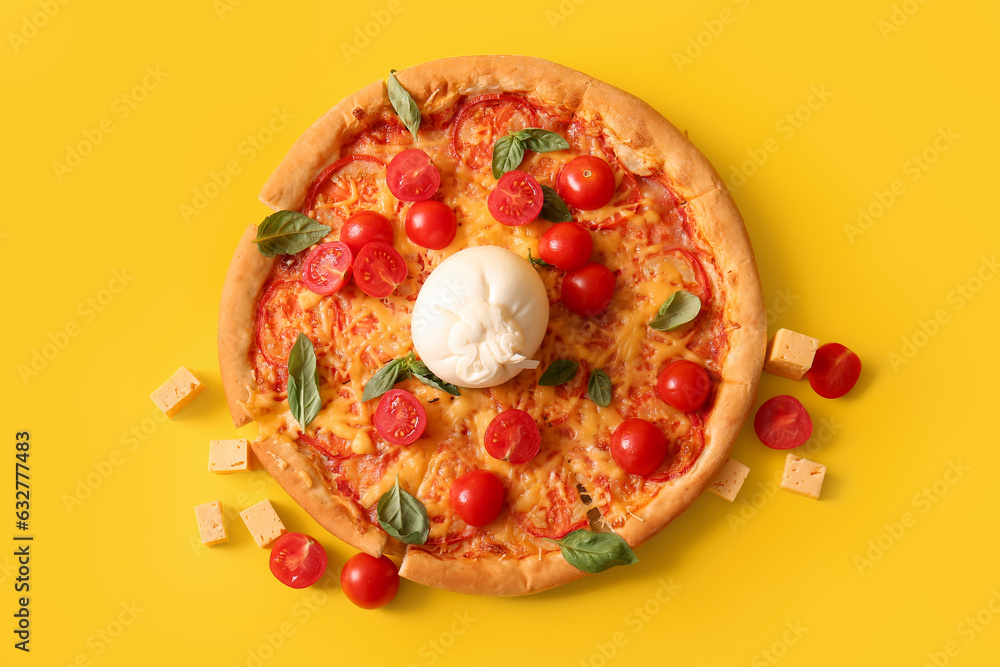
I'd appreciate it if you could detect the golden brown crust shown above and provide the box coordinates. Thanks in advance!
[218,224,274,427]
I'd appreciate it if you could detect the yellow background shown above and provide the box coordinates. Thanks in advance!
[3,0,998,665]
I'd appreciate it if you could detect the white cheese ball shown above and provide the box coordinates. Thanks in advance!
[411,246,549,389]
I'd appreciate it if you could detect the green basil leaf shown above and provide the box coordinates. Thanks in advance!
[539,185,573,223]
[588,368,612,407]
[520,128,569,153]
[539,359,579,386]
[387,69,421,141]
[287,333,321,429]
[492,133,526,179]
[252,210,331,258]
[648,290,702,331]
[362,357,404,402]
[549,529,638,574]
[376,475,429,545]
[527,248,553,268]
[412,373,462,397]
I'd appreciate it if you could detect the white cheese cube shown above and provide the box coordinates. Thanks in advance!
[208,439,249,473]
[764,328,819,381]
[780,453,826,500]
[707,458,750,502]
[194,501,228,546]
[150,367,205,417]
[239,499,287,547]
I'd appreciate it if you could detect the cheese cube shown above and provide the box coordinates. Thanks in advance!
[764,328,820,380]
[208,439,250,473]
[150,367,205,417]
[239,500,287,547]
[780,454,826,500]
[194,501,229,546]
[707,458,750,502]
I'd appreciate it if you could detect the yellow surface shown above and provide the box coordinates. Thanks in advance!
[2,0,998,665]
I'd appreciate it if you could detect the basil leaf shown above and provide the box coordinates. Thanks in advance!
[387,69,421,141]
[362,357,404,402]
[648,290,702,331]
[527,249,553,268]
[588,368,612,407]
[520,128,569,153]
[412,373,462,397]
[287,333,321,429]
[539,185,573,223]
[376,475,429,545]
[539,359,579,386]
[549,529,638,574]
[492,133,526,179]
[252,210,331,258]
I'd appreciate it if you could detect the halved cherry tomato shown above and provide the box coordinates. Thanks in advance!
[302,154,385,220]
[449,470,505,527]
[269,532,328,589]
[488,170,544,226]
[405,200,457,250]
[610,418,669,476]
[340,211,393,257]
[754,395,813,449]
[451,93,537,169]
[657,360,712,413]
[808,343,862,399]
[557,155,616,210]
[561,262,615,317]
[484,409,541,464]
[386,149,441,202]
[302,242,352,296]
[538,222,593,271]
[353,242,407,298]
[340,553,399,610]
[373,389,426,446]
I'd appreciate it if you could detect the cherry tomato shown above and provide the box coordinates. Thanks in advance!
[561,262,615,317]
[657,360,712,413]
[487,170,544,225]
[353,241,407,298]
[373,389,426,446]
[754,395,813,449]
[340,553,399,610]
[807,343,862,399]
[484,409,541,464]
[386,149,440,202]
[405,200,457,250]
[557,156,615,210]
[449,470,505,527]
[269,532,328,589]
[538,222,593,271]
[610,418,669,476]
[302,242,352,296]
[340,211,393,257]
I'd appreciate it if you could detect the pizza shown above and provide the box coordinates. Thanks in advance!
[218,55,765,596]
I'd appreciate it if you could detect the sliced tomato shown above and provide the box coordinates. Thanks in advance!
[449,470,505,528]
[451,93,538,169]
[269,532,328,589]
[487,170,544,225]
[754,395,813,449]
[340,211,393,257]
[808,343,862,398]
[484,409,541,464]
[514,481,589,539]
[386,149,440,202]
[353,242,407,298]
[301,154,386,221]
[302,242,352,295]
[373,389,426,446]
[254,280,306,367]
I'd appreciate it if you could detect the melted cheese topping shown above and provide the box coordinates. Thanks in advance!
[246,100,728,559]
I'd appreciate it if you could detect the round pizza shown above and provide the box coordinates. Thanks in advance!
[218,55,764,596]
